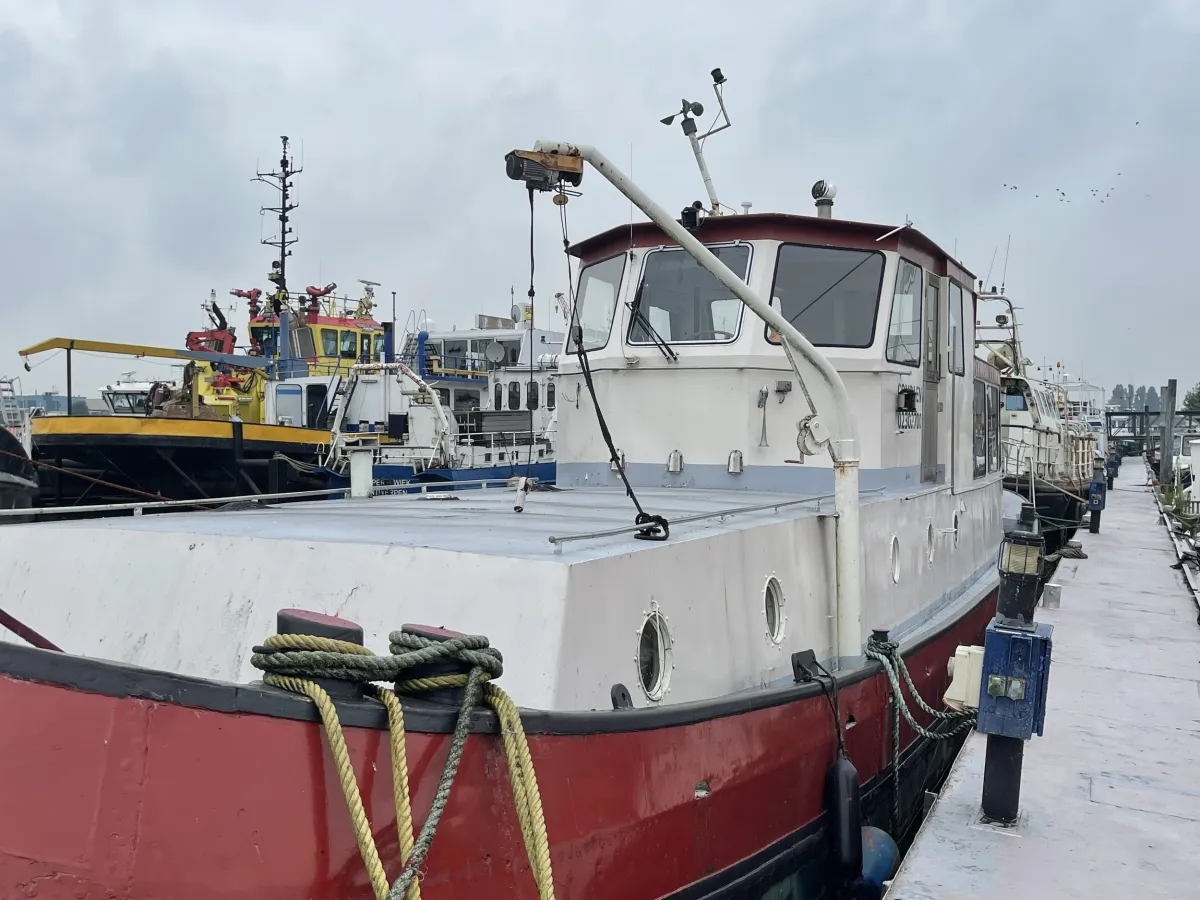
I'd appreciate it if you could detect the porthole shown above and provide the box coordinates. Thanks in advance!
[890,535,901,584]
[636,610,672,701]
[764,576,786,644]
[927,523,936,565]
[953,513,960,548]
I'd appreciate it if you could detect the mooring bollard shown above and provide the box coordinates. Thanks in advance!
[977,530,1054,824]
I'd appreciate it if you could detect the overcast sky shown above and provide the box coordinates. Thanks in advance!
[2,0,1197,398]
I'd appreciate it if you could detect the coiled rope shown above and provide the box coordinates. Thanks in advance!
[864,633,977,832]
[251,631,555,900]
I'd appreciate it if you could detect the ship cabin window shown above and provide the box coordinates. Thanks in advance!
[546,381,556,410]
[453,389,478,414]
[493,382,503,410]
[359,333,371,361]
[250,326,274,355]
[769,244,885,349]
[306,384,329,428]
[575,253,627,351]
[973,379,987,478]
[339,330,357,360]
[885,259,923,366]
[436,388,451,408]
[373,334,385,361]
[629,244,749,345]
[1004,387,1027,411]
[291,328,317,360]
[508,381,521,411]
[987,384,1000,472]
[948,281,966,376]
[527,380,539,410]
[321,328,338,358]
[443,340,468,370]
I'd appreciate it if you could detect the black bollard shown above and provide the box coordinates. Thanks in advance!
[981,734,1025,823]
[1089,509,1101,533]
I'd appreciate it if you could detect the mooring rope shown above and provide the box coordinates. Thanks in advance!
[251,631,555,900]
[865,633,977,832]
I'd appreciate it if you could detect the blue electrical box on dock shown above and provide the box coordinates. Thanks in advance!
[976,621,1053,741]
[1087,480,1106,512]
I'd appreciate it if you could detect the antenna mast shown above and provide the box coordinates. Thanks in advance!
[254,136,302,315]
[660,68,732,215]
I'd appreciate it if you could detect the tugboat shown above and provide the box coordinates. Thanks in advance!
[0,71,1003,898]
[16,138,383,508]
[976,291,1089,560]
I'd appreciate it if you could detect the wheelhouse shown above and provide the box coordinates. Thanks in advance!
[555,212,989,492]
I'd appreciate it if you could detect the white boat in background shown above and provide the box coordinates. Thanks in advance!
[976,293,1091,558]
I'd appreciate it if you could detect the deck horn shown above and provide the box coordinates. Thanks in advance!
[504,143,865,663]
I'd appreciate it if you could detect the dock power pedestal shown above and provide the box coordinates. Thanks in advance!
[977,529,1054,824]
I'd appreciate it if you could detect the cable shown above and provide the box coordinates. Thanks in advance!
[558,200,667,541]
[523,188,536,478]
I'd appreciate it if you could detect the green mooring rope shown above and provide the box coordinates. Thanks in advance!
[864,634,977,833]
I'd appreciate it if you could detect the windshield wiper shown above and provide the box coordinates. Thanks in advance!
[625,297,678,361]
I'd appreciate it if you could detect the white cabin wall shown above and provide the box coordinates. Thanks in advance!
[555,484,1000,709]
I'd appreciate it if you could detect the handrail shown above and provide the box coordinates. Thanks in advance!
[0,486,351,520]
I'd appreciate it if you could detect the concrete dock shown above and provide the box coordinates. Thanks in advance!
[886,475,1200,899]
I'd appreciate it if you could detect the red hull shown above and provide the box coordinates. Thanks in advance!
[0,593,993,899]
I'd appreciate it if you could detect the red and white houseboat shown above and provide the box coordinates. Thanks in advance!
[0,72,1004,899]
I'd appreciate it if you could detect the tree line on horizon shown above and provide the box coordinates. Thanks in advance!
[1110,383,1200,412]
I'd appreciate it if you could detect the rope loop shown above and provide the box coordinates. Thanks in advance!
[252,632,554,900]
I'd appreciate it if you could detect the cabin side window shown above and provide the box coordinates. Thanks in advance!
[508,382,521,411]
[973,379,987,478]
[493,382,503,410]
[987,384,1000,473]
[546,381,556,410]
[947,282,966,376]
[527,381,539,410]
[885,259,923,366]
[373,334,385,361]
[628,245,749,345]
[340,331,357,360]
[575,253,627,351]
[1004,384,1027,410]
[359,333,372,361]
[768,244,884,348]
[321,328,338,358]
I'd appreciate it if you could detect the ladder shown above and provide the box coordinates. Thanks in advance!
[0,377,22,429]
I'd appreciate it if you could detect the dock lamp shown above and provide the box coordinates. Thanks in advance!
[995,531,1045,628]
[978,529,1054,824]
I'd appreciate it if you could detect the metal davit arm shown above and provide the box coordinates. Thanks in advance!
[524,140,864,662]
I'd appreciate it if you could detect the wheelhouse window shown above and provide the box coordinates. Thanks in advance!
[291,328,317,359]
[886,259,923,366]
[574,253,626,351]
[373,334,385,361]
[527,381,539,410]
[339,330,357,359]
[546,381,556,410]
[493,382,503,410]
[973,379,987,478]
[947,282,966,376]
[769,244,884,348]
[508,381,521,411]
[321,328,338,358]
[987,384,1000,473]
[359,333,372,361]
[628,245,749,345]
